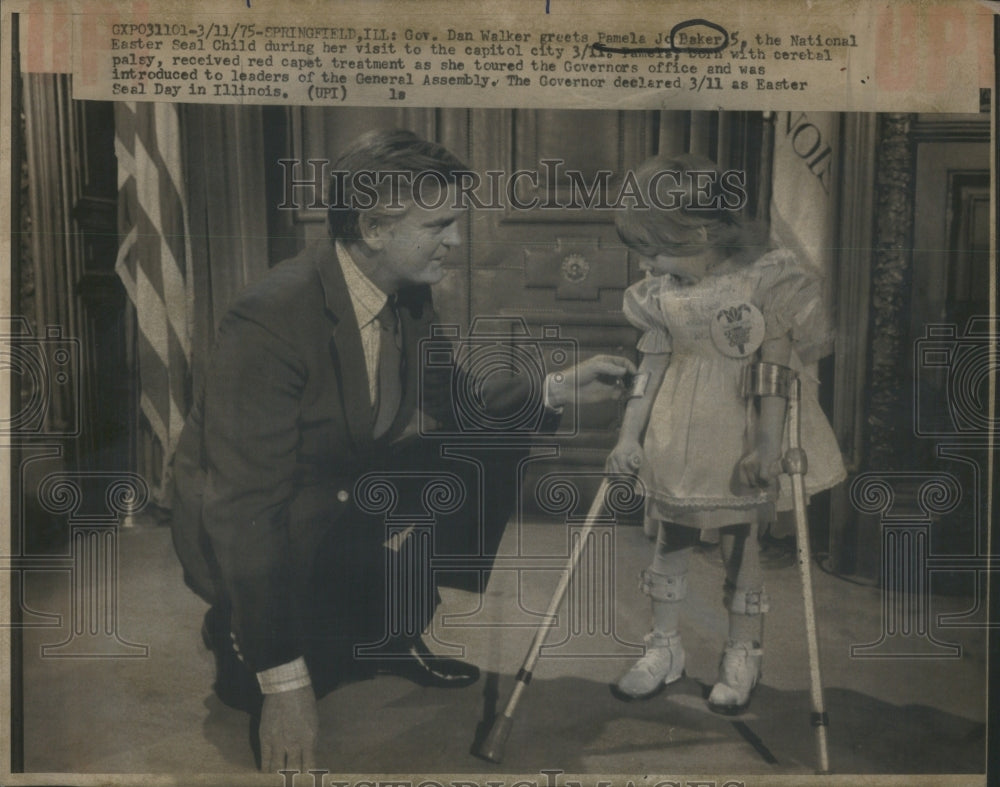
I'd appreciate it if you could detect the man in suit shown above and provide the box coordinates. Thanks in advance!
[170,129,635,770]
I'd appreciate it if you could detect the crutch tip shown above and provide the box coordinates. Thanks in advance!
[474,715,513,763]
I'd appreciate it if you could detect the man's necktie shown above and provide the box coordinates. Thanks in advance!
[373,297,402,438]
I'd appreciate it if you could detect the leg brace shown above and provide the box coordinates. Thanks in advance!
[640,568,689,602]
[723,579,771,615]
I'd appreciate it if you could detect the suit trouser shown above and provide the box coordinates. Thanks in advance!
[281,440,525,697]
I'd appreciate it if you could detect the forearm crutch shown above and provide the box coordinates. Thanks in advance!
[742,362,830,774]
[477,478,610,764]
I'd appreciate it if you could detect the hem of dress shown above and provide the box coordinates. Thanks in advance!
[645,500,772,531]
[643,490,774,510]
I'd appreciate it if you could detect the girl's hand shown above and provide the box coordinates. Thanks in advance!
[738,439,783,488]
[607,438,644,476]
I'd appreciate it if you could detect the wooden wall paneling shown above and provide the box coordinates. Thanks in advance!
[183,105,213,401]
[907,117,989,457]
[657,110,688,156]
[189,106,270,327]
[754,112,774,226]
[908,114,990,344]
[72,100,128,472]
[687,110,716,158]
[833,113,877,472]
[947,176,991,318]
[262,106,300,266]
[22,74,83,442]
[22,78,131,473]
[434,108,473,329]
[715,111,733,169]
[183,105,271,410]
[906,118,988,448]
[287,107,437,246]
[911,142,990,341]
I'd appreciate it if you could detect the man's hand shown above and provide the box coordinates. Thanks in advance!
[259,685,318,773]
[548,355,637,409]
[606,437,644,476]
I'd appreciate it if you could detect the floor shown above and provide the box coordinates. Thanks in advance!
[18,518,989,781]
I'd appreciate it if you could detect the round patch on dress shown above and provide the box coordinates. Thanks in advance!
[710,303,765,358]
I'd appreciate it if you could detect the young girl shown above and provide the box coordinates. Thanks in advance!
[607,153,845,714]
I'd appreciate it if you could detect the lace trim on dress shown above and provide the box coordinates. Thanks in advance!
[644,488,775,510]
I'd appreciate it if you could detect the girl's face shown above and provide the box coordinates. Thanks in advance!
[637,248,717,285]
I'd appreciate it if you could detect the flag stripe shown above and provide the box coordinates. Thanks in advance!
[132,138,188,350]
[114,102,192,502]
[134,113,188,275]
[136,329,171,426]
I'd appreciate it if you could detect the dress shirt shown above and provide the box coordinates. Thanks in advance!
[337,240,390,404]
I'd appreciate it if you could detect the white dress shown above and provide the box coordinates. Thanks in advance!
[623,249,847,530]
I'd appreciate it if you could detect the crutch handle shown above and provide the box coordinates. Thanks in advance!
[782,447,808,475]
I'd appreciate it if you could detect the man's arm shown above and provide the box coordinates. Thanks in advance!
[428,353,636,428]
[201,312,306,673]
[545,354,637,410]
[201,311,321,770]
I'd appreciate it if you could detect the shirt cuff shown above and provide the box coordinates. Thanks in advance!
[257,657,312,694]
[543,372,565,414]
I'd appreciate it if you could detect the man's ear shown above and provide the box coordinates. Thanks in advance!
[357,212,385,252]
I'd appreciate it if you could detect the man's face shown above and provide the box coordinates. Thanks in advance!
[373,184,465,290]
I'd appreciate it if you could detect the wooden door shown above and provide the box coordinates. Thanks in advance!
[909,117,991,440]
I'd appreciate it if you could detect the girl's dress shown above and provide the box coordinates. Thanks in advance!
[623,248,846,530]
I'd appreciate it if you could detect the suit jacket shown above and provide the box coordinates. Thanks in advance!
[170,242,548,672]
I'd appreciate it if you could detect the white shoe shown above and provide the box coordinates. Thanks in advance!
[613,630,685,701]
[707,640,762,715]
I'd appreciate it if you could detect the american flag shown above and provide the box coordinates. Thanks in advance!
[114,102,193,502]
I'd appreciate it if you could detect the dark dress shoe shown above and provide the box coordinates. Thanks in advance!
[202,607,263,714]
[376,637,480,688]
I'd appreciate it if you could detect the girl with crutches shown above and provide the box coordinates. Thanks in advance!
[606,153,845,713]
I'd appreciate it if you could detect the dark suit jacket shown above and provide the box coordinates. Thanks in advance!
[171,242,548,673]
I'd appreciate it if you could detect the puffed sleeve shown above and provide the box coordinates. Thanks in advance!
[623,278,672,354]
[757,251,834,363]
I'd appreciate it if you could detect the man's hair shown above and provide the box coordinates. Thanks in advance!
[327,129,469,242]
